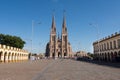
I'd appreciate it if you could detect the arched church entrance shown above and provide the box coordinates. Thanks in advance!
[52,53,55,58]
[64,53,67,57]
[58,52,61,58]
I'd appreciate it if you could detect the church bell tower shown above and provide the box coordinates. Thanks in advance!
[61,14,68,57]
[49,15,57,58]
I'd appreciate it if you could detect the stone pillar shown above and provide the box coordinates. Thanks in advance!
[5,53,8,62]
[17,54,19,61]
[11,54,14,62]
[22,54,24,60]
[55,52,58,58]
[1,53,4,62]
[20,54,22,60]
[13,54,16,61]
[9,54,12,62]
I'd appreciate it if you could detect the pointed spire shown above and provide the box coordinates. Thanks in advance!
[52,15,55,28]
[62,10,66,28]
[51,12,56,33]
[62,10,67,33]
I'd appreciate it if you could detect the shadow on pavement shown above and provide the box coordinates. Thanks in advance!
[75,58,120,68]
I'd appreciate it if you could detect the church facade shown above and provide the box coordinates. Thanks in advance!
[45,15,72,58]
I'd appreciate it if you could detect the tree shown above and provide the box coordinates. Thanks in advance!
[0,34,25,49]
[87,52,94,58]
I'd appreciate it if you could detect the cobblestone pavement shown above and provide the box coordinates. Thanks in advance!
[33,59,120,80]
[0,59,54,80]
[0,59,120,80]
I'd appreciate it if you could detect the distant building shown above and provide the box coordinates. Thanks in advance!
[93,32,120,62]
[45,15,73,58]
[76,51,88,58]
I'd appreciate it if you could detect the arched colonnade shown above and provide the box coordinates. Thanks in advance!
[0,44,29,62]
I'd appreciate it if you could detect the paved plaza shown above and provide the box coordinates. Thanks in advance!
[0,59,120,80]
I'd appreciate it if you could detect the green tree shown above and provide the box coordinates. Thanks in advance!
[87,52,94,58]
[0,34,25,49]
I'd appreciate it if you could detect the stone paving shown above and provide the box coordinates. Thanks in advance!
[0,59,120,80]
[0,59,54,80]
[33,59,120,80]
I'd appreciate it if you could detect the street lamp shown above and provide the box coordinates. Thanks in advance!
[31,20,41,57]
[30,20,35,57]
[89,23,100,61]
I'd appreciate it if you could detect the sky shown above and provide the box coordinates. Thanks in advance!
[0,0,120,53]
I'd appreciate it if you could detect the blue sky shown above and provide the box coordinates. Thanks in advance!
[0,0,120,53]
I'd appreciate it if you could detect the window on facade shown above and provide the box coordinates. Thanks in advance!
[52,36,55,41]
[54,28,56,32]
[101,45,102,51]
[117,39,120,48]
[100,45,101,51]
[110,42,112,49]
[65,36,67,41]
[63,36,65,41]
[104,43,106,50]
[97,45,99,52]
[94,46,95,52]
[63,36,67,41]
[102,44,104,51]
[107,42,109,50]
[114,40,116,49]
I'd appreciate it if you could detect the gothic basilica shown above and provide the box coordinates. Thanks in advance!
[45,15,72,58]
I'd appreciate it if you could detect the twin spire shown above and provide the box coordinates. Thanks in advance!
[51,15,56,33]
[51,14,67,34]
[62,14,67,33]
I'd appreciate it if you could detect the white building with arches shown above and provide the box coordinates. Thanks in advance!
[0,44,29,62]
[93,32,120,62]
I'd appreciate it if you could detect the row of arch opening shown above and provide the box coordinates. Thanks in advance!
[0,51,28,62]
[94,51,120,62]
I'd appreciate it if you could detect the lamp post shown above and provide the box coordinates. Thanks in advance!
[31,20,34,55]
[89,23,100,61]
[31,20,41,59]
